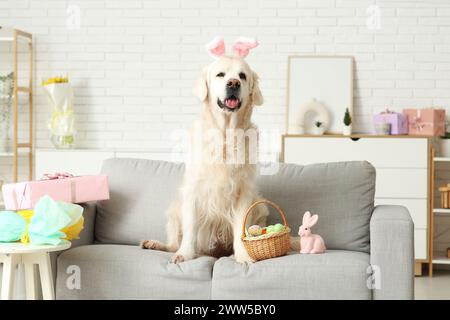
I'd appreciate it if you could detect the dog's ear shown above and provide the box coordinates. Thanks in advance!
[251,71,263,106]
[194,67,208,102]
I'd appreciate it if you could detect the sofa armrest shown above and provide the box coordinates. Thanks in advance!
[71,202,97,248]
[370,205,414,300]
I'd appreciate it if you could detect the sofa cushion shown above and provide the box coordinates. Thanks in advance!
[56,245,216,299]
[257,161,375,253]
[96,158,184,245]
[212,250,371,300]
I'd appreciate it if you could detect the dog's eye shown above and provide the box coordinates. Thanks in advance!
[239,72,247,80]
[216,72,225,77]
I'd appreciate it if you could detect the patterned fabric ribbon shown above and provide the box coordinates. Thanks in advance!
[410,110,432,132]
[41,172,74,180]
[380,108,394,114]
[411,116,426,132]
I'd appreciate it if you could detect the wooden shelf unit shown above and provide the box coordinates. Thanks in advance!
[429,152,450,276]
[432,254,450,265]
[0,27,33,182]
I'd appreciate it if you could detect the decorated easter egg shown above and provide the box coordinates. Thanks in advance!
[248,225,262,236]
[273,223,284,232]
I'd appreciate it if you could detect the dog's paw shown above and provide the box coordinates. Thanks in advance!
[170,250,196,264]
[140,239,162,250]
[234,253,255,264]
[233,246,255,264]
[170,254,185,264]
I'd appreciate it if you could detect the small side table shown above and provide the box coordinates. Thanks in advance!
[0,240,71,300]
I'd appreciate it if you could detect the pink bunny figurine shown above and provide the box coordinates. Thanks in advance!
[298,211,326,254]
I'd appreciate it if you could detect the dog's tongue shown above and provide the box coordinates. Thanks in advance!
[225,98,239,109]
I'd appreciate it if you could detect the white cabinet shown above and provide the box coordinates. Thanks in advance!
[282,135,430,262]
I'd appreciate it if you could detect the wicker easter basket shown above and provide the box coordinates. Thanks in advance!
[242,199,291,261]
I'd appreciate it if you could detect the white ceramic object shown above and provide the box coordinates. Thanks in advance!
[290,99,330,134]
[312,125,325,135]
[343,125,352,136]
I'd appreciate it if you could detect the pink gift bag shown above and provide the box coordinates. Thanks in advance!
[2,175,110,210]
[403,108,446,136]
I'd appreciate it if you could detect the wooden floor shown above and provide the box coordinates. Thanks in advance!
[415,270,450,299]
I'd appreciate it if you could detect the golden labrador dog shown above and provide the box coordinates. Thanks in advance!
[141,37,268,263]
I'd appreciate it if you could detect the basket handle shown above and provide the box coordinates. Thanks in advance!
[242,199,289,238]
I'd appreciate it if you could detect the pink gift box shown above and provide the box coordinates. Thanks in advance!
[373,110,408,135]
[403,108,446,136]
[2,175,109,210]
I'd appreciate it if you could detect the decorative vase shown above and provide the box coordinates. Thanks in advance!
[312,126,325,135]
[343,125,352,136]
[42,78,75,149]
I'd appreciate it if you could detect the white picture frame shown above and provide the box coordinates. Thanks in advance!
[285,55,354,134]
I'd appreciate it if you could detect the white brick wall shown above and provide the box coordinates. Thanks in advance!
[0,0,448,155]
[0,0,450,260]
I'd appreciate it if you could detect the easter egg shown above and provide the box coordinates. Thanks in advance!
[261,228,267,235]
[247,225,262,236]
[266,225,275,233]
[273,223,284,232]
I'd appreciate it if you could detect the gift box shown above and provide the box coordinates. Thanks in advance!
[2,175,109,210]
[403,108,446,136]
[373,110,408,135]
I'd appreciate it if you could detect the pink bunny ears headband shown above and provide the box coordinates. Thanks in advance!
[206,36,259,59]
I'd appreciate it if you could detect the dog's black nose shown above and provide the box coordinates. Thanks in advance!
[226,78,240,89]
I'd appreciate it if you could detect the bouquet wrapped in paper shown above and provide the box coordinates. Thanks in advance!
[42,76,75,148]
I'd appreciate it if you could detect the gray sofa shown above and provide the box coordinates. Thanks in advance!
[1,158,415,299]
